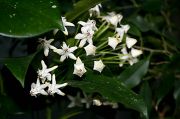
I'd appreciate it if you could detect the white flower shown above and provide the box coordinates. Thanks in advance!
[39,38,57,56]
[73,57,87,77]
[130,48,143,57]
[120,47,139,66]
[80,92,92,109]
[75,26,94,48]
[115,25,129,41]
[30,78,48,97]
[120,24,130,33]
[67,92,83,108]
[93,60,105,73]
[108,36,121,50]
[126,37,137,49]
[78,20,98,31]
[93,99,102,106]
[84,43,96,56]
[48,74,68,96]
[53,42,77,62]
[102,12,123,27]
[89,4,102,17]
[37,60,58,82]
[62,17,75,35]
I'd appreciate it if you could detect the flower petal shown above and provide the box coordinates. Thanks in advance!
[75,33,86,39]
[68,53,77,60]
[44,47,49,56]
[108,37,119,50]
[79,39,87,48]
[130,48,143,57]
[69,46,77,52]
[126,37,137,48]
[60,55,67,62]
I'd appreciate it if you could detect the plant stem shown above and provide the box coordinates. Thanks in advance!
[46,106,51,119]
[0,72,4,95]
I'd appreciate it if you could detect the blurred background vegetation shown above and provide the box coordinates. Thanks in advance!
[0,0,180,119]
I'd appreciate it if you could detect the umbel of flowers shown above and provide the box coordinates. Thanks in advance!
[30,4,143,108]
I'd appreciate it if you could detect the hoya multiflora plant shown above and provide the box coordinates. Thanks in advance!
[29,3,143,110]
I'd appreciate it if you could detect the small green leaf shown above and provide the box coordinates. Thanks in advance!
[0,0,63,38]
[66,0,106,21]
[117,59,150,88]
[2,53,36,87]
[70,74,148,119]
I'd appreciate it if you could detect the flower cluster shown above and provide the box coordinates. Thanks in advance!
[30,60,67,97]
[30,3,143,106]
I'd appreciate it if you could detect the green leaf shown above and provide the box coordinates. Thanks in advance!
[140,81,152,115]
[70,74,148,119]
[0,0,63,38]
[66,0,106,21]
[2,53,36,87]
[128,16,150,32]
[117,59,150,88]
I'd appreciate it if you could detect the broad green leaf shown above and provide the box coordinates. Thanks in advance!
[128,23,141,37]
[2,53,36,87]
[140,81,152,115]
[70,74,148,119]
[66,0,106,21]
[117,59,149,88]
[0,0,63,38]
[128,16,150,32]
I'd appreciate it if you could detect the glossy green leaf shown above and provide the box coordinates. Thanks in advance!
[128,16,150,32]
[117,59,150,88]
[66,0,106,21]
[3,53,36,87]
[70,74,148,119]
[0,0,63,38]
[140,81,152,114]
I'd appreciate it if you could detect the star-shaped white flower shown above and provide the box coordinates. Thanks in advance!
[80,92,92,109]
[89,4,102,17]
[115,24,129,39]
[102,12,123,27]
[30,78,48,97]
[53,42,77,62]
[93,60,105,73]
[119,47,139,66]
[67,92,83,108]
[126,37,137,49]
[73,57,87,77]
[37,60,58,82]
[108,36,122,50]
[84,43,96,56]
[75,26,95,48]
[47,74,68,96]
[78,19,98,31]
[62,17,75,35]
[39,38,57,57]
